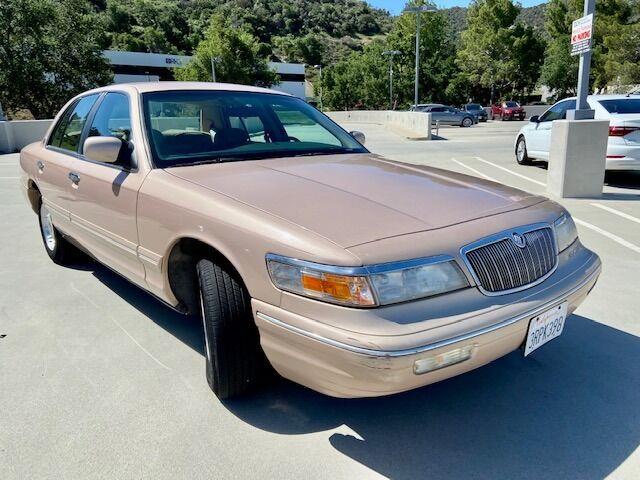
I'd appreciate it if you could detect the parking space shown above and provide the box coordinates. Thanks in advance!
[1,122,639,479]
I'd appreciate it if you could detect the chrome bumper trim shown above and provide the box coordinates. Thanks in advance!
[257,263,600,358]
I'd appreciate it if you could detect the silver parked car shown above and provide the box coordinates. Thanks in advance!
[410,104,476,127]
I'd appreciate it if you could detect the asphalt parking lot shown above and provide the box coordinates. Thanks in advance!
[1,120,639,479]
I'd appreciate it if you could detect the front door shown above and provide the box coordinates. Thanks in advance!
[527,99,576,158]
[66,92,148,287]
[38,94,100,234]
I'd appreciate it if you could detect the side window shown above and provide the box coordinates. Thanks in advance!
[540,100,576,122]
[50,94,99,152]
[48,103,76,147]
[86,93,131,146]
[431,107,445,112]
[272,104,342,146]
[228,114,266,143]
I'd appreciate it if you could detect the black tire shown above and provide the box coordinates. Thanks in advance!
[516,136,531,165]
[461,116,473,128]
[38,200,78,265]
[197,258,270,399]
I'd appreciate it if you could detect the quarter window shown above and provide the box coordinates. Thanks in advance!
[49,94,99,152]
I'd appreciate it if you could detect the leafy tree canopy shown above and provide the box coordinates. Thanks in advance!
[174,14,279,87]
[0,0,112,119]
[455,0,545,102]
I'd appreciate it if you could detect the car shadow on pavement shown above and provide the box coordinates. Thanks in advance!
[91,264,205,354]
[225,314,640,480]
[86,265,640,479]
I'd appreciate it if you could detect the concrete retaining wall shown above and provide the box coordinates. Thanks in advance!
[0,120,53,153]
[326,110,432,140]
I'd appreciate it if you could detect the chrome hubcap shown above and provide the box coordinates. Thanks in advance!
[40,204,56,251]
[517,141,525,160]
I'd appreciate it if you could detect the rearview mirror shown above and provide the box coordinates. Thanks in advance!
[529,115,540,123]
[350,130,366,145]
[83,136,126,164]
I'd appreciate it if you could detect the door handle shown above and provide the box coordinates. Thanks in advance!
[68,172,80,184]
[37,160,44,171]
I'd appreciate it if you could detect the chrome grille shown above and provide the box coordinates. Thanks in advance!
[464,227,557,294]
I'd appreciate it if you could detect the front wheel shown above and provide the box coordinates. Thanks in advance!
[197,258,271,399]
[461,117,473,128]
[516,136,531,165]
[38,201,79,265]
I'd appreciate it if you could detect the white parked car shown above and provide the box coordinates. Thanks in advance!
[515,95,640,170]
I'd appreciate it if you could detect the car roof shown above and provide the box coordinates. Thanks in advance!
[558,94,640,102]
[79,81,291,97]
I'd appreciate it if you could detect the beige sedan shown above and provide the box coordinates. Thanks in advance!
[20,83,601,399]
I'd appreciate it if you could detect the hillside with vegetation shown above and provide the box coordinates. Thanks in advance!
[2,0,640,119]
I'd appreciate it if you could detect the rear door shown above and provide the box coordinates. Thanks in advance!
[66,92,148,286]
[429,106,447,124]
[39,94,100,234]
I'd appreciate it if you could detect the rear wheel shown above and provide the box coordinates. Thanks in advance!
[38,201,78,265]
[197,258,271,399]
[516,136,531,165]
[461,117,473,128]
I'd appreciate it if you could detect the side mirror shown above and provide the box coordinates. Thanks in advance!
[83,136,126,164]
[529,115,540,123]
[350,130,366,145]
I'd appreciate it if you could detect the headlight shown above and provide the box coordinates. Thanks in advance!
[554,213,578,252]
[266,254,469,307]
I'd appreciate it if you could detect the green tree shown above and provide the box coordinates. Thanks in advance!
[175,14,279,87]
[0,0,112,119]
[321,2,460,110]
[456,0,545,102]
[541,0,637,98]
[101,0,192,54]
[386,3,459,106]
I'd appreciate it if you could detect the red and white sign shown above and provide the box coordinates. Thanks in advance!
[571,13,593,56]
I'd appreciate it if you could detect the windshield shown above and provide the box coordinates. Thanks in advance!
[466,104,481,110]
[142,90,367,167]
[504,101,519,108]
[598,98,640,114]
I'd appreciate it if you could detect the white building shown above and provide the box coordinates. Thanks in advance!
[102,50,306,99]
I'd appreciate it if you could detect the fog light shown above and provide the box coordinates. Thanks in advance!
[413,344,476,375]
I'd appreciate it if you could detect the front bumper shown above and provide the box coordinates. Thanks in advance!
[253,245,601,398]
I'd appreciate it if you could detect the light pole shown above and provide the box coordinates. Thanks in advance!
[382,50,401,110]
[210,56,221,82]
[569,0,596,120]
[314,64,323,111]
[403,4,437,108]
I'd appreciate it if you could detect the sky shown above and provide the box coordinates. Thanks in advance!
[367,0,547,15]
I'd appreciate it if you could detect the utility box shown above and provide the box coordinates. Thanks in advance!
[546,119,609,198]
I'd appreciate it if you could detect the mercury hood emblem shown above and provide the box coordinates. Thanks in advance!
[512,233,526,248]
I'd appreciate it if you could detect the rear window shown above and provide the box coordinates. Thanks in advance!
[466,104,481,110]
[598,99,640,114]
[504,101,519,107]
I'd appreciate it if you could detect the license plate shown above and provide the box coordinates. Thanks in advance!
[524,302,568,356]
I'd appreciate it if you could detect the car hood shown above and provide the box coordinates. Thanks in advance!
[165,153,544,248]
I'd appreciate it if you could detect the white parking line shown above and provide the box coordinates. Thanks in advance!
[574,218,640,255]
[451,158,497,181]
[470,158,640,255]
[474,156,546,187]
[591,203,640,226]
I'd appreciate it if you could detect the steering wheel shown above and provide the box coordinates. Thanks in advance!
[288,136,301,142]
